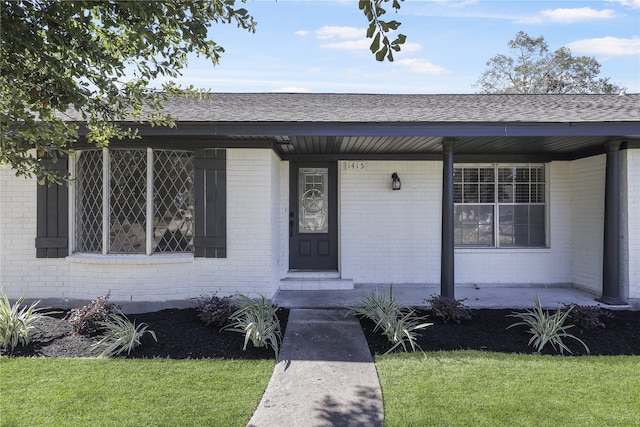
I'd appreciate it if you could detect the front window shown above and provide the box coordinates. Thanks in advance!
[74,148,194,254]
[454,164,546,247]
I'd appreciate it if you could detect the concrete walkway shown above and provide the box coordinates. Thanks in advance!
[248,285,634,426]
[247,309,383,427]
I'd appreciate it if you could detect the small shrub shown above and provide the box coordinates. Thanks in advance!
[196,294,233,327]
[224,295,282,358]
[426,294,472,324]
[507,296,590,355]
[92,311,157,358]
[0,290,58,354]
[65,292,120,336]
[351,287,431,354]
[563,303,613,330]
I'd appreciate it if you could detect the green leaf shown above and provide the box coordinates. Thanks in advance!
[376,46,388,61]
[1,1,257,180]
[370,32,381,54]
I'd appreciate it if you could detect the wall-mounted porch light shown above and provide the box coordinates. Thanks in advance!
[391,172,401,190]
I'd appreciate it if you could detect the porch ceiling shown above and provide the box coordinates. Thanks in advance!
[273,134,623,160]
[137,132,638,161]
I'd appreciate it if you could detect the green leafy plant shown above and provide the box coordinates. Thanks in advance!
[507,296,590,354]
[224,295,282,358]
[65,292,119,336]
[563,303,614,330]
[92,311,157,358]
[196,294,233,327]
[0,290,58,354]
[426,294,472,324]
[351,288,431,354]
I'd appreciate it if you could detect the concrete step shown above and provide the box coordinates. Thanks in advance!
[280,272,354,290]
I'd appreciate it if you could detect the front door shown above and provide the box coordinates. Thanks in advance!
[289,162,338,270]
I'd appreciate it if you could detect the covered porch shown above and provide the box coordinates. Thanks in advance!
[274,283,636,310]
[148,93,639,307]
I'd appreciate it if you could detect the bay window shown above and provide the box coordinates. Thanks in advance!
[74,148,195,254]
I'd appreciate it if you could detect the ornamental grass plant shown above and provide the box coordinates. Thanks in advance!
[92,311,157,358]
[0,290,58,354]
[351,287,431,354]
[224,294,282,358]
[507,295,590,354]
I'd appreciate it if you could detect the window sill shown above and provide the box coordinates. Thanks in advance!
[66,253,195,265]
[455,247,551,254]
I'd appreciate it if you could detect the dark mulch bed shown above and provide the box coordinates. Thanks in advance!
[4,307,640,358]
[3,308,289,359]
[360,308,640,356]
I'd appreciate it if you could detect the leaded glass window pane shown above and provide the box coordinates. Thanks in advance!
[109,149,147,254]
[298,168,328,233]
[74,148,196,255]
[75,150,103,252]
[153,150,194,253]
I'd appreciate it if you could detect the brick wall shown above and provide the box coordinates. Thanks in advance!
[2,150,636,306]
[455,161,573,286]
[623,149,640,300]
[570,155,606,294]
[0,168,68,298]
[340,161,442,284]
[0,149,282,307]
[339,160,578,287]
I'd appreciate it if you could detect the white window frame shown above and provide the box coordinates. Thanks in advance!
[453,162,548,248]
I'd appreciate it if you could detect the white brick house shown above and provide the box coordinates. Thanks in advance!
[1,93,639,309]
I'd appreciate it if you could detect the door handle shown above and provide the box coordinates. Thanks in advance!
[289,212,294,237]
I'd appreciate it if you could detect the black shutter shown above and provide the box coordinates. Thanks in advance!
[35,157,69,258]
[194,149,226,258]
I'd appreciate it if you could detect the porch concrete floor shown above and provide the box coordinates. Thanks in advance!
[273,283,633,310]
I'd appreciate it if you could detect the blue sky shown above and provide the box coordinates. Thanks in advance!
[167,0,640,94]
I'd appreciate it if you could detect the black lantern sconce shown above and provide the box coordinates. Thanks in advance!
[391,172,401,190]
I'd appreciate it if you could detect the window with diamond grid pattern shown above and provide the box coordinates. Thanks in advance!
[74,149,194,254]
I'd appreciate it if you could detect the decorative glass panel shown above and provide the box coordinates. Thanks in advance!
[109,149,147,253]
[152,150,194,253]
[75,150,103,252]
[298,168,328,233]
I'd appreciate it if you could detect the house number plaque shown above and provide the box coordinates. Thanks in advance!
[344,161,366,170]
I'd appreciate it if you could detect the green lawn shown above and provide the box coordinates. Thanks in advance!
[4,351,639,426]
[376,350,640,427]
[0,358,274,427]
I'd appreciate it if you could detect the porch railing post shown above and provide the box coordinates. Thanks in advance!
[441,139,455,299]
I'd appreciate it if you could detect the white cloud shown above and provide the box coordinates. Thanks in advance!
[315,26,364,40]
[320,40,423,54]
[606,0,640,8]
[320,39,371,51]
[395,58,451,75]
[567,36,640,56]
[396,42,423,54]
[294,30,309,36]
[518,7,617,24]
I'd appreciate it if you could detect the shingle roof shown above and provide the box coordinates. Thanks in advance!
[156,93,640,123]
